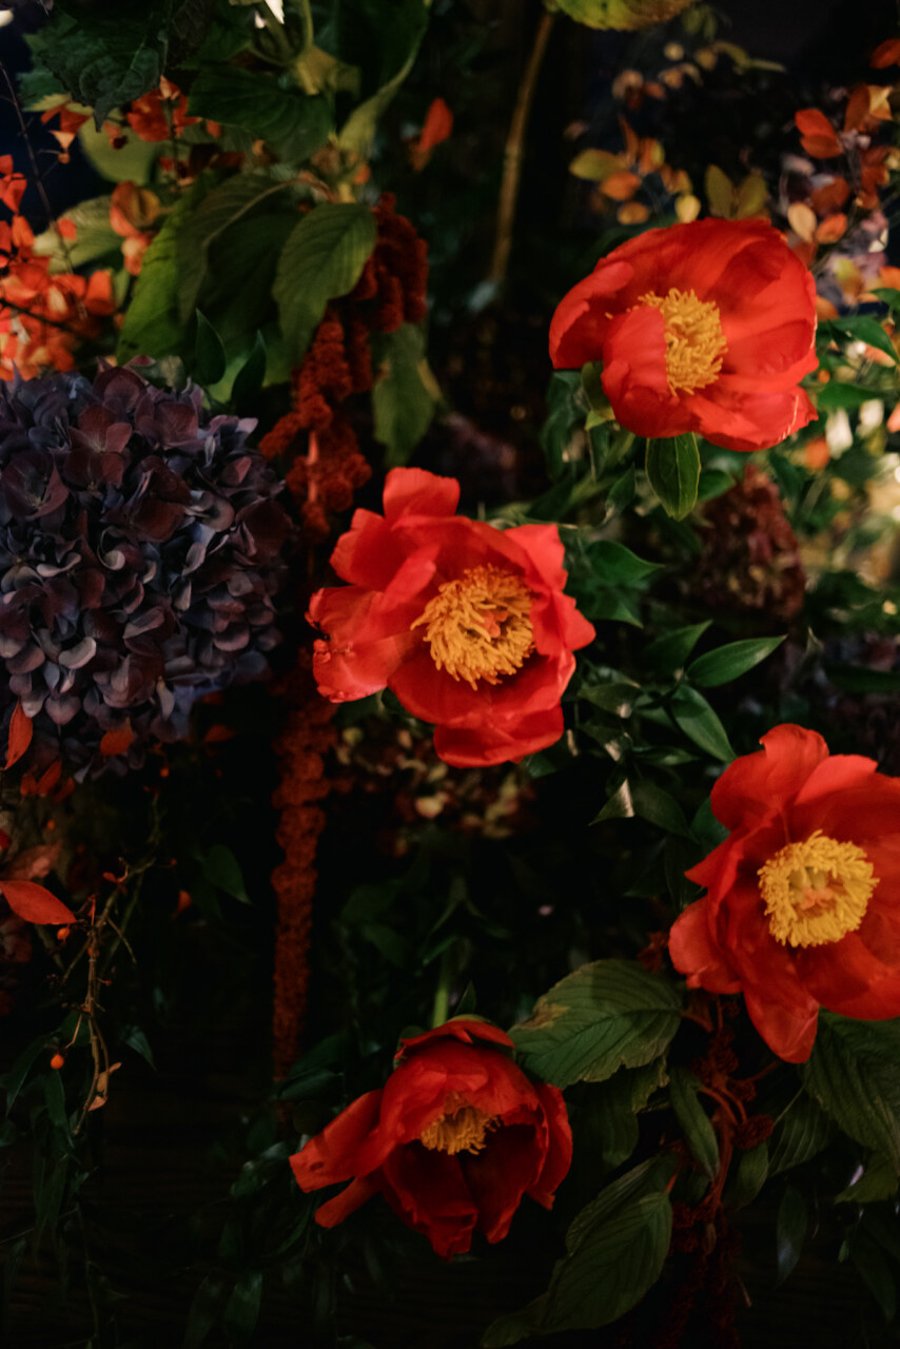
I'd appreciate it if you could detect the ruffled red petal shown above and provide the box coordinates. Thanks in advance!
[434,704,566,767]
[383,466,460,521]
[290,1089,383,1193]
[710,724,828,829]
[668,898,741,993]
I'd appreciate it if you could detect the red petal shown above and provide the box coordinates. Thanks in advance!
[398,1018,515,1058]
[601,306,687,439]
[668,899,741,993]
[290,1089,383,1192]
[549,259,636,369]
[329,508,406,589]
[383,467,460,522]
[528,1082,574,1208]
[710,724,828,829]
[5,702,33,768]
[433,704,566,767]
[312,1175,380,1228]
[1,879,74,925]
[742,982,819,1062]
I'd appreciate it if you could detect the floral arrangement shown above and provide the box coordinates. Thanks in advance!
[0,1,900,1345]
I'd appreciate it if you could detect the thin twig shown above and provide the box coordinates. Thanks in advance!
[487,8,556,288]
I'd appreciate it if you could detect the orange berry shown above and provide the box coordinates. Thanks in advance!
[49,1053,65,1070]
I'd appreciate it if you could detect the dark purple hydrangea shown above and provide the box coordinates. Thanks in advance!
[0,364,290,777]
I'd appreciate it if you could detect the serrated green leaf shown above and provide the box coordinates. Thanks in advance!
[769,1096,833,1176]
[176,174,294,322]
[28,6,164,126]
[372,325,438,465]
[189,67,332,161]
[687,636,785,687]
[511,960,682,1088]
[482,1158,675,1345]
[670,1068,718,1178]
[646,434,701,520]
[273,203,376,361]
[801,1017,900,1171]
[118,187,202,361]
[670,685,734,761]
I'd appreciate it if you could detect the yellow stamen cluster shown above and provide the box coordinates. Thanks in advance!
[419,1097,498,1155]
[412,565,534,689]
[639,287,727,394]
[758,830,876,948]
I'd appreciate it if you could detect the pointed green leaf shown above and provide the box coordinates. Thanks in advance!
[646,434,701,520]
[273,203,377,361]
[687,636,785,687]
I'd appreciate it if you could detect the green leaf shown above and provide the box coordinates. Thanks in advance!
[28,4,164,126]
[550,0,695,29]
[511,960,682,1089]
[646,434,701,520]
[176,174,294,322]
[482,1158,675,1345]
[629,780,693,839]
[372,325,438,465]
[201,845,249,904]
[78,118,159,186]
[33,196,119,270]
[221,1271,263,1344]
[589,1061,668,1169]
[273,203,377,362]
[193,312,227,385]
[821,316,899,365]
[775,1185,808,1286]
[769,1096,833,1176]
[835,1152,898,1204]
[644,621,711,673]
[801,1017,900,1171]
[118,187,202,362]
[670,1068,719,1178]
[184,1273,229,1349]
[338,0,429,154]
[851,1232,897,1323]
[590,540,661,587]
[731,1142,768,1208]
[230,332,268,410]
[817,381,880,411]
[687,636,785,688]
[3,1036,48,1109]
[670,685,734,762]
[188,68,332,161]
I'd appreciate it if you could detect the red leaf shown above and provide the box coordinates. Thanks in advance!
[1,880,74,925]
[5,702,33,768]
[100,721,135,757]
[794,108,843,158]
[871,38,900,68]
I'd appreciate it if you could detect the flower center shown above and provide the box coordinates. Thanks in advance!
[412,565,534,690]
[419,1096,498,1155]
[758,830,876,948]
[639,287,727,395]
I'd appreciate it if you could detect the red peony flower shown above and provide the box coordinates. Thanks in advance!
[290,1018,572,1258]
[669,724,900,1062]
[307,468,595,767]
[549,218,818,452]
